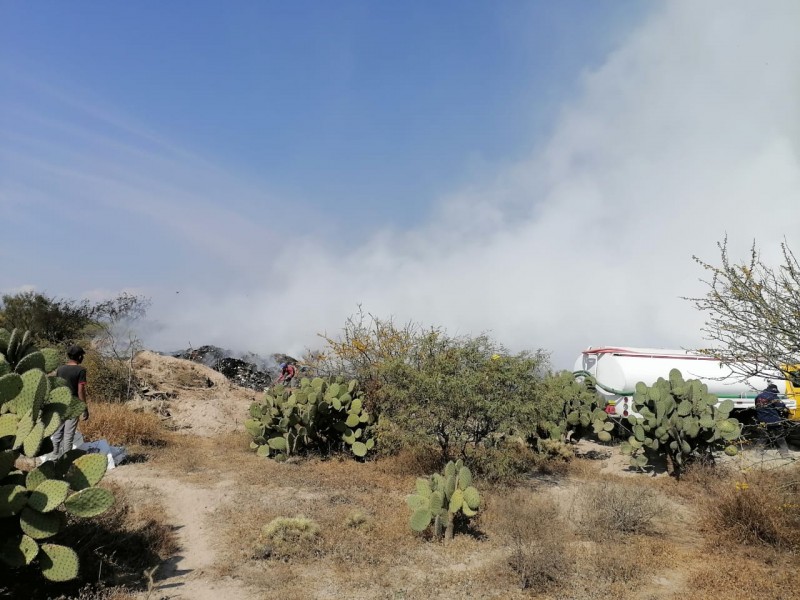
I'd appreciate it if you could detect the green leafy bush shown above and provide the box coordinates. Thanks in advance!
[308,311,557,462]
[0,328,115,582]
[245,376,374,460]
[375,332,552,460]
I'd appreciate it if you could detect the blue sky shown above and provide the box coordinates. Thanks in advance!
[1,1,643,226]
[2,1,799,366]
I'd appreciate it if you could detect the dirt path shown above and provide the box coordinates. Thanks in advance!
[107,464,260,600]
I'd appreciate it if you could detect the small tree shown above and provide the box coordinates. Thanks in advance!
[0,292,94,345]
[689,238,800,381]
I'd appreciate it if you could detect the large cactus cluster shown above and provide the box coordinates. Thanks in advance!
[407,460,480,542]
[542,383,611,443]
[245,376,374,461]
[621,369,741,473]
[0,328,115,581]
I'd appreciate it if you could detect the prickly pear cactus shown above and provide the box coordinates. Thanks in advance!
[541,374,609,443]
[620,369,741,476]
[0,328,115,582]
[246,376,375,460]
[406,459,480,542]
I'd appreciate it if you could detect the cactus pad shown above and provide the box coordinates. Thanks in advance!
[26,462,57,490]
[415,478,432,497]
[41,407,62,438]
[15,351,46,374]
[0,373,24,405]
[66,453,109,491]
[17,369,48,416]
[449,489,464,513]
[351,441,367,457]
[0,534,39,568]
[41,348,62,373]
[0,414,17,439]
[64,487,115,517]
[457,467,472,490]
[20,506,64,539]
[40,543,79,582]
[462,486,480,510]
[22,421,45,457]
[27,479,70,513]
[47,386,72,408]
[0,484,28,517]
[410,508,433,532]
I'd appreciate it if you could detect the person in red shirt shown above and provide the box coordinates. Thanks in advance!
[277,362,297,386]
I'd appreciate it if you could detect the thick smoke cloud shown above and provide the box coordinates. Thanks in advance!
[147,1,800,367]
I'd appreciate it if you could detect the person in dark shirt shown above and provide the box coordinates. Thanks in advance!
[50,345,89,458]
[755,383,790,458]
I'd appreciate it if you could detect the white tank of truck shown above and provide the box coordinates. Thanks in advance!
[573,346,799,417]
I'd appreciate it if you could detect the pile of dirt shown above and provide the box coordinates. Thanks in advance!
[133,350,260,436]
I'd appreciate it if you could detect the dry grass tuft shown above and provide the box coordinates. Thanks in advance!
[256,516,322,560]
[489,490,575,591]
[687,553,796,600]
[80,402,168,447]
[572,480,664,540]
[376,444,444,477]
[700,468,800,550]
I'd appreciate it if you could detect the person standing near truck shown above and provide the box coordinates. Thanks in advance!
[755,383,790,458]
[50,345,90,457]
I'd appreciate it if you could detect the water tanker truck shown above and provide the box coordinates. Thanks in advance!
[574,346,800,419]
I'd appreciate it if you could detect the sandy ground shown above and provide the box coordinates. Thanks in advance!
[107,465,261,600]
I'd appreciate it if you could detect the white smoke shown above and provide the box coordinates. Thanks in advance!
[145,1,800,367]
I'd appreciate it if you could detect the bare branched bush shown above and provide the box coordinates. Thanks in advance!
[690,238,800,381]
[573,481,663,539]
[491,491,575,591]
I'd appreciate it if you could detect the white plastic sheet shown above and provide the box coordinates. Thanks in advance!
[72,431,127,470]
